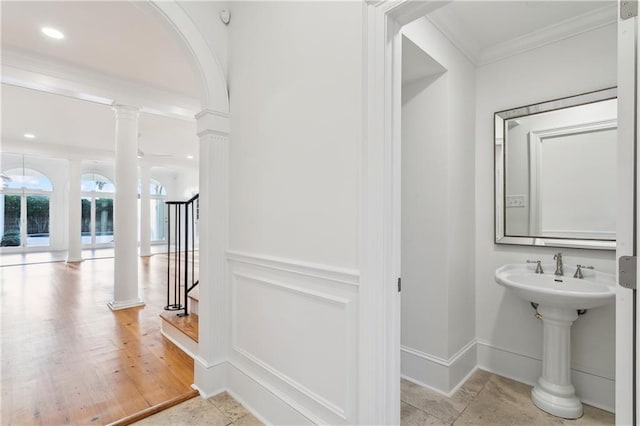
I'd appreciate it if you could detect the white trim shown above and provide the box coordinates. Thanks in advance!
[401,339,478,395]
[401,367,479,400]
[232,271,350,306]
[107,299,145,311]
[193,358,228,399]
[233,346,347,421]
[1,49,201,121]
[401,338,477,368]
[148,1,229,113]
[401,346,450,367]
[226,250,359,287]
[428,4,617,67]
[228,259,358,424]
[361,2,447,423]
[227,360,317,425]
[480,5,617,66]
[225,387,273,426]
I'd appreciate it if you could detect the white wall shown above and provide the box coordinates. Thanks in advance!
[226,2,361,424]
[400,18,477,393]
[475,24,617,411]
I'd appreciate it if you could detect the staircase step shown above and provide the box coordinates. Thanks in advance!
[160,311,199,358]
[188,286,199,301]
[188,287,199,315]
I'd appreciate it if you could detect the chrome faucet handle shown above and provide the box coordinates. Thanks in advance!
[573,264,594,279]
[553,252,563,276]
[527,260,544,274]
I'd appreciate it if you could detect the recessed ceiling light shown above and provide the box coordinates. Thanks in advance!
[24,133,35,139]
[186,155,194,159]
[41,27,64,40]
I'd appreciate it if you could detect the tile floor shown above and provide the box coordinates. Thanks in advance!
[133,370,614,426]
[132,392,263,426]
[402,370,614,426]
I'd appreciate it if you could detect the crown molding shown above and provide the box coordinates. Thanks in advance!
[479,4,617,66]
[427,10,480,65]
[1,49,201,121]
[427,4,617,67]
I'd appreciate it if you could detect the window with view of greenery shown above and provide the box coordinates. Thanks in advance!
[1,167,52,248]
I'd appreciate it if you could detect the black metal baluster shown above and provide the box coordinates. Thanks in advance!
[165,203,171,309]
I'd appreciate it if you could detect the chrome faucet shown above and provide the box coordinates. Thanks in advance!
[526,260,544,274]
[573,264,594,279]
[553,253,563,276]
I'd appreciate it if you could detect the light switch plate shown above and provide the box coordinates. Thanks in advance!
[506,195,526,208]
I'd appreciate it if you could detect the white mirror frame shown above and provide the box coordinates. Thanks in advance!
[494,87,617,250]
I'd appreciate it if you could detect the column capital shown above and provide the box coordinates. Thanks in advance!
[112,104,140,120]
[196,109,230,138]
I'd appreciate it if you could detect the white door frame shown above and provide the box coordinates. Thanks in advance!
[362,1,637,424]
[617,2,637,424]
[360,1,446,423]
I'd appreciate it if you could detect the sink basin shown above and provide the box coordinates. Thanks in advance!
[495,262,616,419]
[495,264,615,310]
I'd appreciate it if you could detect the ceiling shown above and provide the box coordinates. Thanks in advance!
[2,84,199,161]
[428,1,617,65]
[1,1,201,165]
[1,1,199,98]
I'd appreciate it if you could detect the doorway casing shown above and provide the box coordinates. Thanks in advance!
[361,1,636,424]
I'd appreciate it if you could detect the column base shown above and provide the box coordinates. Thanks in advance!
[66,257,83,263]
[532,378,582,419]
[108,299,145,311]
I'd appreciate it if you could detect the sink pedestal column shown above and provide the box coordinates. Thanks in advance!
[531,305,582,419]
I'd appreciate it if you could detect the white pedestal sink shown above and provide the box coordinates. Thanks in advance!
[495,264,615,419]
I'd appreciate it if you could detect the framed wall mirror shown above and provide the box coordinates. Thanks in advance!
[494,87,617,250]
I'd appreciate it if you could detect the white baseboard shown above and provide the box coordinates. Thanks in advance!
[107,298,145,311]
[477,340,614,413]
[227,361,315,425]
[192,357,322,425]
[194,358,228,398]
[401,339,477,396]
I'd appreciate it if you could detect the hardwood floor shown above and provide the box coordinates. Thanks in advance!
[1,255,195,425]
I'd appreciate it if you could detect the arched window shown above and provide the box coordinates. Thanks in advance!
[150,179,167,196]
[137,178,168,242]
[149,179,167,241]
[81,173,115,193]
[1,168,53,248]
[81,173,115,246]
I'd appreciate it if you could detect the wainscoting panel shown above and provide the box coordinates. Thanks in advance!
[227,251,359,425]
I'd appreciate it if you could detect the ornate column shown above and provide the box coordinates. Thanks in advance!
[66,159,83,263]
[108,104,144,311]
[139,163,151,257]
[193,109,230,394]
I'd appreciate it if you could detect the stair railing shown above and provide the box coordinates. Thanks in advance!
[164,193,199,317]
